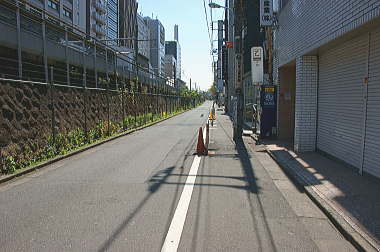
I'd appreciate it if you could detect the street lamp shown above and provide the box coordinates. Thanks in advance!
[208,2,232,10]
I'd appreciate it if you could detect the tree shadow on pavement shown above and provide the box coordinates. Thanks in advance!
[97,165,177,252]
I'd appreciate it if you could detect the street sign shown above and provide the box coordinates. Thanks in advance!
[217,79,223,93]
[260,0,273,26]
[251,47,264,83]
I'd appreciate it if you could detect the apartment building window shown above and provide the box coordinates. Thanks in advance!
[48,0,59,11]
[63,8,72,19]
[27,5,43,18]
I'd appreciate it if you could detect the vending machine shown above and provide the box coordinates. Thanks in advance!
[260,85,277,138]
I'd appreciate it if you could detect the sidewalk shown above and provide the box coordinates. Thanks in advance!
[264,140,380,251]
[180,109,354,251]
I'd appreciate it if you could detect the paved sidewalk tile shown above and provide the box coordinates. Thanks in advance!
[265,141,380,251]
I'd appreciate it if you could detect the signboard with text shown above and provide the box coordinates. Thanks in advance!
[251,47,264,83]
[260,0,273,26]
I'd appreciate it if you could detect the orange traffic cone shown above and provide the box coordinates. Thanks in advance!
[196,127,206,155]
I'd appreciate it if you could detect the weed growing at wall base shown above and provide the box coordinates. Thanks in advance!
[0,105,200,175]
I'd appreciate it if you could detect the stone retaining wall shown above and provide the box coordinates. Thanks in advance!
[0,80,179,166]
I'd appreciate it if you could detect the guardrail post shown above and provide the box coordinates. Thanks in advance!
[50,67,56,145]
[83,69,88,142]
[107,78,110,136]
[134,89,137,128]
[156,84,159,118]
[94,45,97,88]
[151,91,154,122]
[143,91,146,125]
[165,93,168,117]
[65,28,70,85]
[122,78,126,131]
[16,4,22,79]
[42,21,48,82]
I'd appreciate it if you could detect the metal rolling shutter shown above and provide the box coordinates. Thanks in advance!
[363,27,380,177]
[317,34,367,169]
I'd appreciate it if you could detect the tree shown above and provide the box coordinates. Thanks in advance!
[208,82,217,97]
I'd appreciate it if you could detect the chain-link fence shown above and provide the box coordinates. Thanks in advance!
[0,1,204,174]
[0,77,199,174]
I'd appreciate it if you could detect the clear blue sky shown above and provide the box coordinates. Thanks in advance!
[138,0,225,91]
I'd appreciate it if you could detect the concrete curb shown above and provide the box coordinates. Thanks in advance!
[261,142,379,252]
[0,109,192,185]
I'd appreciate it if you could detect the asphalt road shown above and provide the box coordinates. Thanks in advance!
[0,102,354,251]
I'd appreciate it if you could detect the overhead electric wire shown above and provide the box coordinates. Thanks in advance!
[203,0,213,50]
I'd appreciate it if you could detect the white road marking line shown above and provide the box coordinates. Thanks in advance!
[161,126,207,252]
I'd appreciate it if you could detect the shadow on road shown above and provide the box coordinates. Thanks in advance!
[98,108,279,251]
[97,104,214,251]
[97,142,192,252]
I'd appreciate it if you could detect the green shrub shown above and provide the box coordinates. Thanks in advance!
[3,156,17,174]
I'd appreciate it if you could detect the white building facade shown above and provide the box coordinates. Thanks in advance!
[273,0,380,178]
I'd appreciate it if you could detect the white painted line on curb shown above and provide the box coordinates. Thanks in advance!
[161,125,207,252]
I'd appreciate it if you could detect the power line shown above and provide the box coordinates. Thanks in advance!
[203,0,213,50]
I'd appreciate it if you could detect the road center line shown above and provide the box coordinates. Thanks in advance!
[161,126,207,252]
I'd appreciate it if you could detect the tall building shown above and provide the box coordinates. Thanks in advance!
[165,25,181,80]
[26,0,137,47]
[137,14,150,62]
[165,41,181,80]
[144,17,165,77]
[164,54,176,81]
[106,0,118,45]
[174,24,179,41]
[119,0,137,49]
[27,0,86,31]
[87,0,107,39]
[0,0,142,86]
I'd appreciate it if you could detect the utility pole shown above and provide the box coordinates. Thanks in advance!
[217,20,224,106]
[233,2,243,140]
